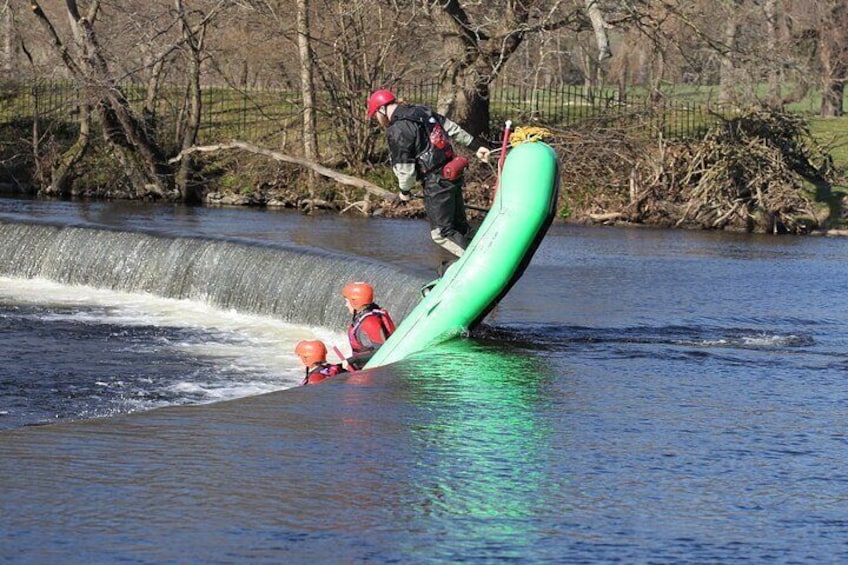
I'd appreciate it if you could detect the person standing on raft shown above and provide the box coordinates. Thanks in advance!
[366,89,491,258]
[295,340,346,385]
[342,282,395,370]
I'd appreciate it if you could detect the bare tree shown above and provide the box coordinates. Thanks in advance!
[763,0,781,105]
[584,0,612,63]
[309,0,409,168]
[588,2,708,101]
[718,0,743,104]
[1,0,12,76]
[757,0,813,109]
[25,0,230,199]
[422,1,603,136]
[295,0,319,200]
[817,0,847,117]
[173,0,213,203]
[296,0,317,162]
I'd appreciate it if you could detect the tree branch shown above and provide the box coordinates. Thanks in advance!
[168,141,394,199]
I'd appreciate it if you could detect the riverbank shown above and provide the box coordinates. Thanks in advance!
[2,109,847,234]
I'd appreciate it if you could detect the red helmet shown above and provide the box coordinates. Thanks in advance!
[295,340,327,367]
[366,89,396,119]
[342,281,374,309]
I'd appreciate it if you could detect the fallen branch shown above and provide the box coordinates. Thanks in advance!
[588,212,624,222]
[341,201,368,214]
[169,140,394,200]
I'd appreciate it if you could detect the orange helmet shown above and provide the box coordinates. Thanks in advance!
[342,282,374,309]
[366,89,396,119]
[295,340,327,366]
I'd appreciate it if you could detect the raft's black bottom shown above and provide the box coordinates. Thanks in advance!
[437,259,456,277]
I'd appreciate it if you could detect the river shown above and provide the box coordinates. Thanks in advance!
[1,196,847,563]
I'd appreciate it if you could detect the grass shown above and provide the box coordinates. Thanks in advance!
[808,116,848,172]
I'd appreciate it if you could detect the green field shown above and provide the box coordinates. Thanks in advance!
[809,116,848,173]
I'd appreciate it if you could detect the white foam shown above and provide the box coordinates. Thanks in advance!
[740,334,796,347]
[0,276,347,400]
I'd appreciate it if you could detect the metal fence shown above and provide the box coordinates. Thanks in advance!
[0,79,719,144]
[396,80,720,139]
[0,81,304,146]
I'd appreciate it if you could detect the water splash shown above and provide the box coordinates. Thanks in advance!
[476,323,815,351]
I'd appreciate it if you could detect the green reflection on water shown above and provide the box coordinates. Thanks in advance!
[392,339,568,531]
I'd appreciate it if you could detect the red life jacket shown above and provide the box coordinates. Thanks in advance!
[302,362,345,386]
[347,304,396,354]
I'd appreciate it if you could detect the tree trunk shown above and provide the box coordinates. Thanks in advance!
[441,70,492,138]
[818,0,847,117]
[764,0,782,106]
[820,81,845,117]
[1,5,12,76]
[432,2,528,137]
[175,0,204,203]
[296,0,319,200]
[47,103,91,197]
[719,1,742,105]
[432,3,475,129]
[584,0,612,62]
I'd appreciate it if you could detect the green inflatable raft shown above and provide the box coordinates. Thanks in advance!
[365,140,560,369]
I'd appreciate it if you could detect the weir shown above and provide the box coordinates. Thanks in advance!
[0,220,429,329]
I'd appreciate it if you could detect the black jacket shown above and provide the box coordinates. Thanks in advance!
[387,104,456,175]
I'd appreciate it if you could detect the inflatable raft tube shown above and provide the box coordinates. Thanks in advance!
[365,140,560,369]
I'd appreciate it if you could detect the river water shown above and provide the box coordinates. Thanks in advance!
[1,197,847,563]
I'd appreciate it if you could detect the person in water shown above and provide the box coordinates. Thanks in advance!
[342,281,395,370]
[366,89,491,258]
[295,340,346,385]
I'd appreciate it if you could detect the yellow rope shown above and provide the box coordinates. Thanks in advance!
[509,126,552,146]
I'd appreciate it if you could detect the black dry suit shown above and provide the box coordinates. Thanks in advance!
[387,104,474,256]
[388,105,455,176]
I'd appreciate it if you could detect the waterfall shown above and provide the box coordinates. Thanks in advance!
[0,220,429,329]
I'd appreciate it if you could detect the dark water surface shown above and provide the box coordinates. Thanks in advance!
[2,197,847,563]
